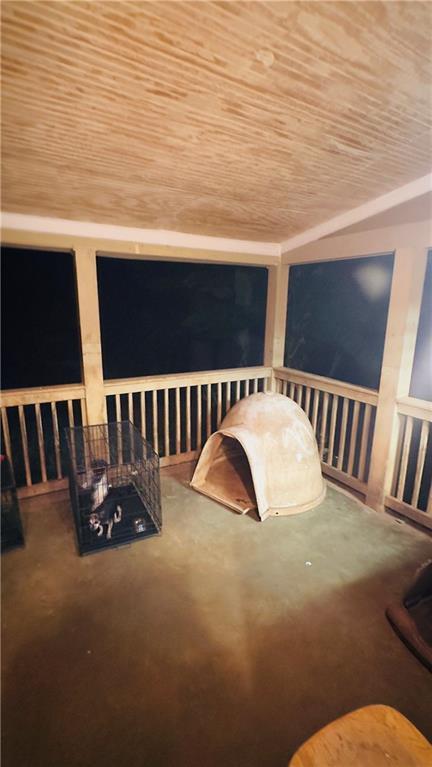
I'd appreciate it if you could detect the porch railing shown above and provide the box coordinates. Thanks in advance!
[273,367,378,495]
[385,396,432,530]
[0,384,86,497]
[2,368,431,532]
[104,366,272,467]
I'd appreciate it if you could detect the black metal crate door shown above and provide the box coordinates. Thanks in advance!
[65,421,161,555]
[1,455,24,552]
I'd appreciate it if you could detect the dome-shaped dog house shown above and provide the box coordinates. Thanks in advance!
[191,392,325,521]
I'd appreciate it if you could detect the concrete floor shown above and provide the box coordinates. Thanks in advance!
[2,465,432,767]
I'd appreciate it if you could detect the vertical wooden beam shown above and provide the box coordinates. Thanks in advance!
[366,247,428,511]
[264,264,289,385]
[74,247,107,425]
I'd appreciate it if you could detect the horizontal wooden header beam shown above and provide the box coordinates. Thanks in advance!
[1,227,279,267]
[282,220,431,265]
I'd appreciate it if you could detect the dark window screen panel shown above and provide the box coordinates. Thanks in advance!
[410,249,432,401]
[97,258,268,379]
[284,254,394,390]
[1,247,82,389]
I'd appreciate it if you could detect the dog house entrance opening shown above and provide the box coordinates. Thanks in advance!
[204,435,257,515]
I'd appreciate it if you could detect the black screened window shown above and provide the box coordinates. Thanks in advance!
[97,258,268,379]
[410,250,432,401]
[284,254,394,390]
[1,247,82,389]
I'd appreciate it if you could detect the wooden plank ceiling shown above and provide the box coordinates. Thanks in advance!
[2,1,431,241]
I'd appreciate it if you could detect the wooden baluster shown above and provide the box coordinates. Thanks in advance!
[347,400,360,476]
[226,381,231,412]
[17,406,31,486]
[295,384,303,405]
[152,390,159,455]
[252,378,258,394]
[206,383,211,438]
[245,379,250,397]
[235,380,240,403]
[217,382,222,427]
[412,420,429,509]
[327,395,339,467]
[175,387,181,454]
[164,389,170,457]
[34,402,48,483]
[197,385,202,449]
[140,391,146,441]
[390,415,405,496]
[128,392,133,424]
[304,386,311,417]
[311,390,320,435]
[115,394,123,464]
[319,392,329,461]
[282,380,288,396]
[186,385,191,452]
[358,404,371,481]
[50,402,62,479]
[396,415,413,500]
[80,398,88,426]
[337,398,349,471]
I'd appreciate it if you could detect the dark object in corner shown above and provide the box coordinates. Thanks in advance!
[1,454,24,552]
[386,561,432,672]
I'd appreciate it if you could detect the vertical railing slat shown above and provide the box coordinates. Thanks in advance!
[337,398,349,471]
[18,405,32,486]
[50,402,62,479]
[396,415,413,500]
[411,420,429,509]
[197,385,202,450]
[347,400,360,476]
[140,391,146,441]
[319,392,329,460]
[206,383,211,439]
[311,390,320,435]
[152,389,159,455]
[236,380,240,403]
[358,404,372,482]
[35,402,48,483]
[327,395,339,467]
[175,387,181,455]
[164,388,170,458]
[226,381,231,412]
[115,394,123,464]
[217,382,222,427]
[186,385,191,452]
[128,392,133,424]
[304,386,311,418]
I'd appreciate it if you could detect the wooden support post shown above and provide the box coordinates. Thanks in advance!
[366,247,428,511]
[264,263,289,390]
[74,247,107,425]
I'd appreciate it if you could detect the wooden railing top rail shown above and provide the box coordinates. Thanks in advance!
[1,383,86,408]
[103,366,272,395]
[396,396,432,422]
[273,367,379,405]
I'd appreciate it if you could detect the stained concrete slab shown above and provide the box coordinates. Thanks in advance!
[2,465,431,767]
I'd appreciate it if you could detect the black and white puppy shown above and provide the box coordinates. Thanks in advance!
[82,460,122,540]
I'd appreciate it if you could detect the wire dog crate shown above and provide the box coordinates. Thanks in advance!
[65,421,161,555]
[1,454,24,552]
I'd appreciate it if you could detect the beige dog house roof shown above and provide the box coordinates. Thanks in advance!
[191,392,325,521]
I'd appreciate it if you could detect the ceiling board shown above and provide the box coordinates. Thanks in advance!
[1,0,431,240]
